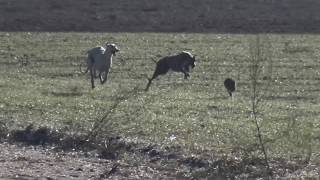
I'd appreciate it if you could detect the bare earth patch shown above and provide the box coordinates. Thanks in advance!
[0,142,108,179]
[1,141,319,179]
[0,124,319,179]
[0,142,186,180]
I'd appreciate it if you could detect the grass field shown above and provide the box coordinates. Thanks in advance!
[0,32,320,173]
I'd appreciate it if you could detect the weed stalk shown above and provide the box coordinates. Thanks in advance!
[249,35,273,176]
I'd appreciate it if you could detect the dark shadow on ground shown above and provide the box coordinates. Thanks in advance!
[0,0,320,33]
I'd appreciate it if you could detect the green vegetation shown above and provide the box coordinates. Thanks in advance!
[0,32,320,164]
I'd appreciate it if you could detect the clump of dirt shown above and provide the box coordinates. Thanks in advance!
[8,124,60,146]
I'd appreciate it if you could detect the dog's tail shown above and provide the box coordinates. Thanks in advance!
[80,62,89,74]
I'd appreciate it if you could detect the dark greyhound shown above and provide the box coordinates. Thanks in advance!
[145,51,196,91]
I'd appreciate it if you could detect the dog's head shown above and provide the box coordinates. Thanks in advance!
[182,51,196,69]
[106,43,120,56]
